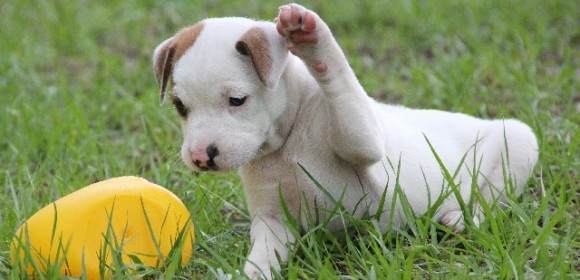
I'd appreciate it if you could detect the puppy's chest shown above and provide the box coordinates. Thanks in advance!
[249,140,383,221]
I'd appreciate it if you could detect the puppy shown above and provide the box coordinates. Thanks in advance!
[153,3,538,279]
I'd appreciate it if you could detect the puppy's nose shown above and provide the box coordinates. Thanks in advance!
[206,144,219,160]
[191,144,219,171]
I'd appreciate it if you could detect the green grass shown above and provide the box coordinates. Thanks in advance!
[1,0,578,278]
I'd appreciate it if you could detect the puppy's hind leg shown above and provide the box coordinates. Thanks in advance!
[473,120,538,212]
[441,120,538,233]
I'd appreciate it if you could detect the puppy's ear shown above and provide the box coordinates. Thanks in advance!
[153,37,175,105]
[235,25,288,89]
[153,22,206,104]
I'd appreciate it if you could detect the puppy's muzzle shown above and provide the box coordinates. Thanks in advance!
[192,144,219,171]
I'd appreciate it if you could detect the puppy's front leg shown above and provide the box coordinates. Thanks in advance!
[277,4,384,165]
[243,215,293,279]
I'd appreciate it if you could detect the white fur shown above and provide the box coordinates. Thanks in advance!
[154,5,538,279]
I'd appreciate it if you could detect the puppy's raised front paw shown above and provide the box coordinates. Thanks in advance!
[275,4,329,73]
[276,3,318,45]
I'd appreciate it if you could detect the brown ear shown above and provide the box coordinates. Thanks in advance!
[153,22,205,104]
[153,39,175,104]
[236,28,275,88]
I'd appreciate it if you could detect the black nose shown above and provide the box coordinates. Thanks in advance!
[206,145,219,160]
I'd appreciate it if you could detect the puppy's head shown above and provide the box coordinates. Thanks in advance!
[153,18,289,172]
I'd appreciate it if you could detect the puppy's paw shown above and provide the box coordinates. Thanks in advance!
[440,210,466,233]
[276,4,319,46]
[244,267,272,280]
[244,261,273,280]
[276,4,329,73]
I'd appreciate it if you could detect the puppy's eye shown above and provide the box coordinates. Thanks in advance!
[172,97,188,118]
[229,96,247,107]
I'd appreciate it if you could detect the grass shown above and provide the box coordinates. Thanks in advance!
[0,0,578,278]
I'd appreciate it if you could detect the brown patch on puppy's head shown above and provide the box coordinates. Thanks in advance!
[153,22,205,103]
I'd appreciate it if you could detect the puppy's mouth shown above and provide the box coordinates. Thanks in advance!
[193,159,219,171]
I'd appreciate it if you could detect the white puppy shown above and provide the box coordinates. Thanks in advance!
[153,3,538,279]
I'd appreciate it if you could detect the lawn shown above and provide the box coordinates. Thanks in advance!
[1,0,578,279]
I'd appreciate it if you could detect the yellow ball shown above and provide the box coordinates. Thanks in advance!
[10,176,194,278]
